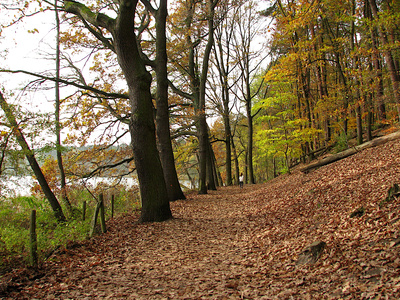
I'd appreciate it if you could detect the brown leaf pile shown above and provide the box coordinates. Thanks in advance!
[2,140,400,299]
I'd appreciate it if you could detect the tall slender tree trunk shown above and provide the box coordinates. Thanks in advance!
[222,88,232,185]
[324,18,351,135]
[312,22,331,145]
[153,0,185,201]
[369,0,400,120]
[351,0,363,145]
[231,135,239,185]
[0,92,66,222]
[55,0,72,213]
[197,0,218,194]
[370,23,386,121]
[224,113,232,186]
[207,140,217,189]
[246,98,255,184]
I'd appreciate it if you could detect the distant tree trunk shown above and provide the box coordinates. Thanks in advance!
[206,140,217,190]
[370,25,386,121]
[55,0,72,213]
[151,0,186,201]
[246,97,255,184]
[350,2,363,145]
[224,113,232,186]
[0,92,66,222]
[324,18,351,135]
[356,103,363,145]
[231,135,239,185]
[369,0,400,120]
[366,98,373,141]
[273,156,277,178]
[311,24,331,145]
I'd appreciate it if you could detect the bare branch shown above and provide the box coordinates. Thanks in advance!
[0,69,129,100]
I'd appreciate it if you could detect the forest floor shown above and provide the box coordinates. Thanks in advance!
[2,138,400,299]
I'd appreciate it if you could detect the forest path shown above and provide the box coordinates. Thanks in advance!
[5,138,400,299]
[7,185,273,299]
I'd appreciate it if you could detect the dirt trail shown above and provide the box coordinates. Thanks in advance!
[4,139,400,299]
[5,185,272,299]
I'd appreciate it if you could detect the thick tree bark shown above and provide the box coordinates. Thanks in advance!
[65,0,172,222]
[115,1,172,222]
[0,92,66,222]
[151,0,185,201]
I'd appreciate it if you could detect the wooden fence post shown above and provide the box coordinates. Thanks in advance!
[99,193,107,233]
[111,194,115,219]
[82,201,87,221]
[30,210,38,268]
[89,200,101,237]
[89,194,107,237]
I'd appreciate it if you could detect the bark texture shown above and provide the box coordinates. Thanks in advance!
[65,0,172,222]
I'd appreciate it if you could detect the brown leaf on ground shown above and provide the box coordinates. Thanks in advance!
[2,140,400,299]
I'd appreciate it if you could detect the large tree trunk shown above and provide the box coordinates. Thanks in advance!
[115,4,172,222]
[153,0,185,201]
[0,92,66,222]
[65,0,172,222]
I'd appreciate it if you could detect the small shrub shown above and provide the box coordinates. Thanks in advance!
[334,132,349,153]
[0,184,140,272]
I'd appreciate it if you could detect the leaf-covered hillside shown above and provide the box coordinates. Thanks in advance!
[2,138,400,299]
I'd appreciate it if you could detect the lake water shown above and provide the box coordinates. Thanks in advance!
[0,176,195,197]
[0,176,139,197]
